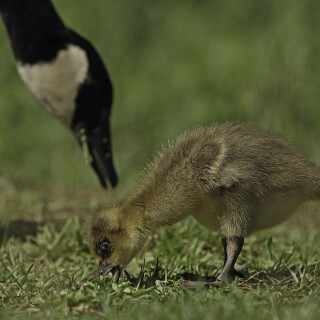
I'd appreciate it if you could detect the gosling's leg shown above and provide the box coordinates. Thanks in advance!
[180,236,244,289]
[216,236,244,283]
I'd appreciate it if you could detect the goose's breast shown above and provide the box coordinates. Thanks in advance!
[17,44,89,125]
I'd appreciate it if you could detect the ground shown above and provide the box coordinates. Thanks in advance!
[1,183,320,319]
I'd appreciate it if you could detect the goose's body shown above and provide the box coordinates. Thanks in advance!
[0,0,117,188]
[89,124,320,284]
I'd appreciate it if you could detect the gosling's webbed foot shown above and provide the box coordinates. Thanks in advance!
[216,268,245,282]
[179,279,222,289]
[180,272,216,282]
[179,273,218,289]
[234,269,245,279]
[180,236,245,289]
[203,269,245,289]
[180,236,246,289]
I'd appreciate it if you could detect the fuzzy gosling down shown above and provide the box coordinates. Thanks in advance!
[89,124,320,285]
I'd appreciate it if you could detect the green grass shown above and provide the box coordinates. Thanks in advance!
[1,206,320,319]
[1,0,320,318]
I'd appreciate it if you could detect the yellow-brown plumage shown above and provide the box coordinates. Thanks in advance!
[88,124,320,284]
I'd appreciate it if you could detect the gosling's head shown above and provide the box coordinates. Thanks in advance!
[88,206,148,279]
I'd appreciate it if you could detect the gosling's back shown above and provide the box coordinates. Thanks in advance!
[138,124,320,236]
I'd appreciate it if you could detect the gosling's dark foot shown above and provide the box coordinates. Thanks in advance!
[180,272,216,282]
[216,268,245,282]
[180,269,245,289]
[234,269,246,279]
[179,273,218,289]
[179,279,222,289]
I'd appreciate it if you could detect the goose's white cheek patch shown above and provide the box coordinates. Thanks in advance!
[17,44,89,126]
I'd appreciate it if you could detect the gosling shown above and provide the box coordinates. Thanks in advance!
[89,124,320,285]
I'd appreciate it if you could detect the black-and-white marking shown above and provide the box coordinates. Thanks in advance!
[0,0,118,188]
[17,44,89,126]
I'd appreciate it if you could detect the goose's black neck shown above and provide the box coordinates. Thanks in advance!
[0,0,67,63]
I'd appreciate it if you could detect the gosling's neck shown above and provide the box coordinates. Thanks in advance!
[120,190,190,232]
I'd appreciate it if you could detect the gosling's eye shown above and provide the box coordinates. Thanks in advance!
[100,242,110,257]
[98,239,112,258]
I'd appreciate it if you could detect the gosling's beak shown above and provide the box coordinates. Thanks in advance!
[98,261,121,282]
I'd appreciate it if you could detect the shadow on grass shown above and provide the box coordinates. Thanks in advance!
[0,219,43,244]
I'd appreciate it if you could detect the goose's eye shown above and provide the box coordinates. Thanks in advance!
[99,239,111,258]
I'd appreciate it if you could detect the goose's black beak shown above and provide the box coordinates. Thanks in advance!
[98,261,120,282]
[87,126,118,189]
[76,126,118,189]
